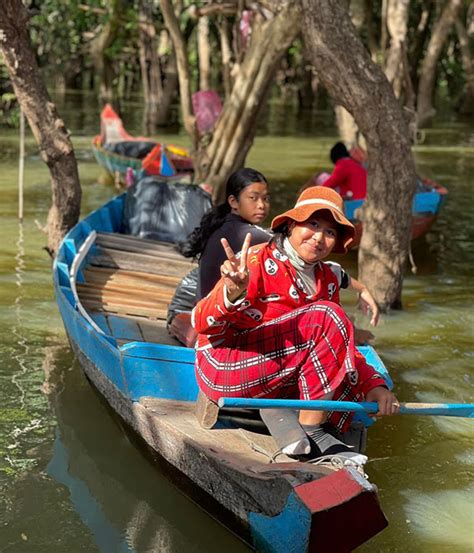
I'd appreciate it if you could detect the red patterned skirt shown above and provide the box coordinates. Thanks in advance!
[195,301,371,432]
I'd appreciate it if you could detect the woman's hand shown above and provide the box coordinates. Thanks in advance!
[366,386,400,416]
[358,288,380,326]
[220,233,251,303]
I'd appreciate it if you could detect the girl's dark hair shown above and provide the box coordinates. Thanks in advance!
[330,142,350,164]
[179,167,267,258]
[268,224,290,253]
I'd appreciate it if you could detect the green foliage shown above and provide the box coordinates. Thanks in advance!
[0,93,20,128]
[29,0,105,84]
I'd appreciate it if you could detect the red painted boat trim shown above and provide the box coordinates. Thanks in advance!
[295,468,388,552]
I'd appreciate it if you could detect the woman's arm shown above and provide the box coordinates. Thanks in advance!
[348,277,379,326]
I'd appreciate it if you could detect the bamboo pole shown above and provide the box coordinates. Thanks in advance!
[18,109,25,222]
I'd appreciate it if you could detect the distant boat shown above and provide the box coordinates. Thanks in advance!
[344,146,448,247]
[344,178,448,248]
[53,188,394,552]
[92,104,194,185]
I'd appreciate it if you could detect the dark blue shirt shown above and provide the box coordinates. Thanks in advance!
[197,213,271,300]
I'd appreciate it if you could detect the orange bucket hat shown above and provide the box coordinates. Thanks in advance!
[271,186,355,253]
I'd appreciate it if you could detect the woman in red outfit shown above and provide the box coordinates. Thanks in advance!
[308,142,367,200]
[192,186,398,461]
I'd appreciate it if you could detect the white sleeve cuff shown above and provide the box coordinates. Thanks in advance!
[223,285,247,309]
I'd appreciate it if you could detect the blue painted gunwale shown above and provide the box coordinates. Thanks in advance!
[53,194,391,552]
[344,188,445,221]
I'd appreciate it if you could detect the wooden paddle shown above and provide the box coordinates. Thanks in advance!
[217,398,474,418]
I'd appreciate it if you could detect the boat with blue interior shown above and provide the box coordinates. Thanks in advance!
[53,181,395,552]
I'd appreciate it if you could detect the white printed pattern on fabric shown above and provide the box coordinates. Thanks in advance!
[264,258,278,275]
[289,284,299,300]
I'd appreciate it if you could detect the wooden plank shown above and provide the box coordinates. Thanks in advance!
[97,246,193,266]
[84,271,179,292]
[138,319,173,342]
[77,289,170,311]
[101,314,178,345]
[90,251,193,279]
[96,234,184,258]
[84,266,182,287]
[97,232,179,252]
[77,282,174,302]
[81,299,168,320]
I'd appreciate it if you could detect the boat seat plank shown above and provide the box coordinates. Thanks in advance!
[138,398,333,485]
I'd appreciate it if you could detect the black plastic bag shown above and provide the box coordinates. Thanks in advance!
[123,177,212,243]
[167,267,198,324]
[104,141,156,160]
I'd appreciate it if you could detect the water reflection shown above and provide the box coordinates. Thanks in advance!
[41,346,248,553]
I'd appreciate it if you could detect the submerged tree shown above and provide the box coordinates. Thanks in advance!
[161,0,301,202]
[300,0,417,310]
[0,0,81,256]
[416,0,463,126]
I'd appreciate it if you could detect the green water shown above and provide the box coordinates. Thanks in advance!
[0,96,473,552]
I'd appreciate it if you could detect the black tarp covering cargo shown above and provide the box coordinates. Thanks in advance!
[104,141,156,159]
[167,267,198,324]
[123,177,212,243]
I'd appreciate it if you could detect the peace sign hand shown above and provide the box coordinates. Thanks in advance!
[220,233,251,303]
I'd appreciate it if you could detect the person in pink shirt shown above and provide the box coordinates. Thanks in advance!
[320,142,367,200]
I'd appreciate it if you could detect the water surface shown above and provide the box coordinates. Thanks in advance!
[0,97,473,552]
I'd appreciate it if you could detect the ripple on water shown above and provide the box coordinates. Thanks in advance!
[403,488,474,551]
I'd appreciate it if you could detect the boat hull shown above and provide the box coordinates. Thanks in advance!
[344,185,447,248]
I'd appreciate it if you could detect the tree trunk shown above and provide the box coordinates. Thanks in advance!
[162,1,300,200]
[156,36,179,126]
[217,17,233,98]
[198,3,301,201]
[416,0,463,127]
[0,0,81,256]
[89,0,124,103]
[456,10,474,115]
[409,1,434,93]
[161,0,197,142]
[334,105,360,146]
[300,0,417,310]
[139,0,163,133]
[197,16,211,90]
[384,0,410,98]
[334,0,372,146]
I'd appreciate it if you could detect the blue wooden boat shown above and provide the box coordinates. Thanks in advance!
[53,192,393,552]
[344,178,448,248]
[92,104,194,185]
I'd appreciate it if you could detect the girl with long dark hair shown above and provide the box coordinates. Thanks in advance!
[182,167,271,299]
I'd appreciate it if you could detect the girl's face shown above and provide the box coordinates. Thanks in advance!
[228,182,270,225]
[288,213,338,263]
